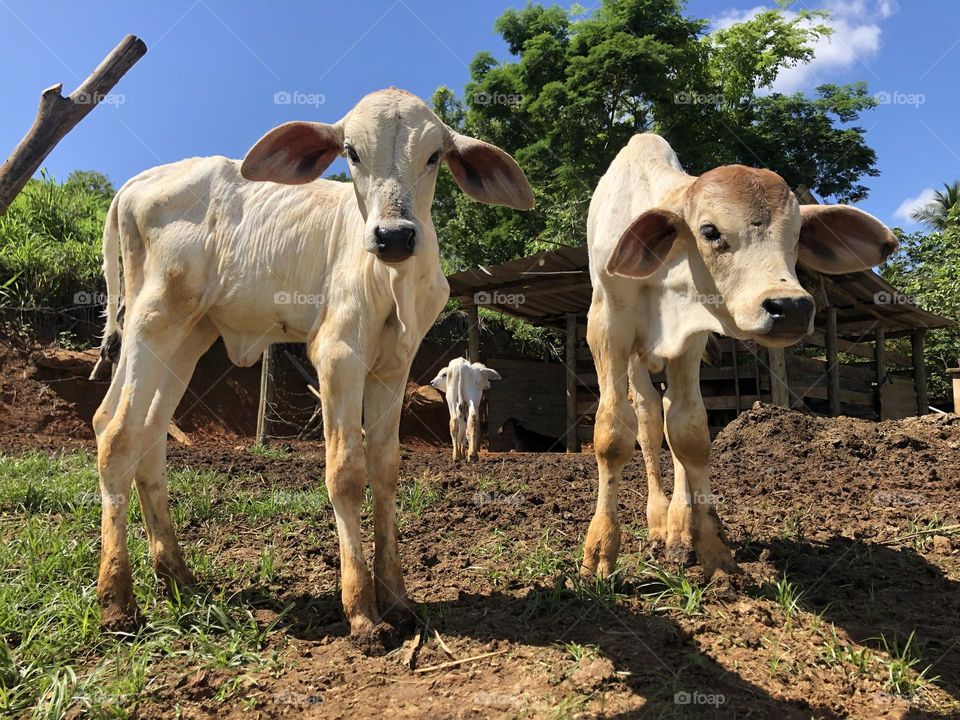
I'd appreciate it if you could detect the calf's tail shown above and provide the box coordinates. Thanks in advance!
[89,196,123,380]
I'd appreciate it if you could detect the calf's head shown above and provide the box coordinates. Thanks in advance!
[241,88,534,264]
[605,165,897,346]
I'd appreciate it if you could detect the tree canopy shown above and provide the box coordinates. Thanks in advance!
[432,0,879,270]
[884,205,960,401]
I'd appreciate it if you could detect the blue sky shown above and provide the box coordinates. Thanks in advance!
[1,0,957,229]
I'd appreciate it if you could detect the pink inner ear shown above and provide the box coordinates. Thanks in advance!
[799,205,898,272]
[241,122,341,184]
[606,209,680,278]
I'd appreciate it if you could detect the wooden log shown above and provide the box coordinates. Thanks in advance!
[768,347,789,408]
[825,307,841,416]
[256,346,275,444]
[565,313,581,453]
[0,35,147,214]
[466,302,480,362]
[911,330,928,415]
[874,327,886,420]
[948,368,960,415]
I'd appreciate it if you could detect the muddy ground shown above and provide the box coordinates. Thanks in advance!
[2,338,960,718]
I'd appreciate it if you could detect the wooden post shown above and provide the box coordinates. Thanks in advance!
[0,35,147,214]
[565,313,581,453]
[768,347,790,408]
[466,303,480,362]
[825,307,841,416]
[256,346,275,445]
[730,338,741,415]
[911,330,928,415]
[874,327,886,420]
[947,368,960,415]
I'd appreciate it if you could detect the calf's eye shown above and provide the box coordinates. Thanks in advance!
[427,150,441,166]
[346,146,360,164]
[700,224,722,242]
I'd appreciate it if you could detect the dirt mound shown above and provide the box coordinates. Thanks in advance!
[713,402,959,496]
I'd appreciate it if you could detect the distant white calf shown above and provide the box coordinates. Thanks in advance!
[431,357,500,462]
[91,88,533,642]
[583,133,896,580]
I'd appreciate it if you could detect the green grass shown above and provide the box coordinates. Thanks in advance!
[248,443,289,461]
[639,562,710,617]
[0,451,289,718]
[763,573,804,618]
[397,475,441,520]
[878,631,939,697]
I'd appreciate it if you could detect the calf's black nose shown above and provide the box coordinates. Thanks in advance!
[375,224,416,262]
[762,296,814,337]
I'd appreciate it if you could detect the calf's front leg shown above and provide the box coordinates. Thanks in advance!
[364,367,417,635]
[317,348,378,638]
[663,345,738,578]
[582,298,637,578]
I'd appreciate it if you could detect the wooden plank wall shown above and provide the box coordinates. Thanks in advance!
[484,358,566,451]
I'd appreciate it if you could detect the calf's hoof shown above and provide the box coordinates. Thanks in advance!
[697,542,740,581]
[155,559,198,596]
[380,601,419,638]
[350,621,407,656]
[100,600,144,633]
[581,514,621,580]
[665,539,697,568]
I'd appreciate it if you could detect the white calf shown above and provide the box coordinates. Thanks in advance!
[431,357,500,462]
[91,88,533,642]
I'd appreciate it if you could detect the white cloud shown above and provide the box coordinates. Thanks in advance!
[710,1,895,93]
[893,187,937,224]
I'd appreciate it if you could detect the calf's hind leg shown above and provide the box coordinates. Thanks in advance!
[628,356,670,548]
[134,320,218,590]
[95,294,195,630]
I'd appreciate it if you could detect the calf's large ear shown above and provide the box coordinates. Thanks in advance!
[241,121,343,185]
[473,363,501,389]
[606,209,682,278]
[444,130,535,210]
[798,205,898,274]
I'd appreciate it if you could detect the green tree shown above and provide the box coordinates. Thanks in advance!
[884,205,960,402]
[0,170,114,308]
[433,0,879,270]
[911,182,960,230]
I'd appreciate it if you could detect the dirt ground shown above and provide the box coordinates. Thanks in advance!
[2,338,960,718]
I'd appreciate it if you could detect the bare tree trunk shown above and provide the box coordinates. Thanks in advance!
[0,34,147,214]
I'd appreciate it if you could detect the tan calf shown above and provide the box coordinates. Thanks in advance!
[582,133,897,579]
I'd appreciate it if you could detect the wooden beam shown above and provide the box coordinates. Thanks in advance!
[948,368,960,415]
[730,338,741,414]
[768,347,790,408]
[256,346,275,445]
[0,35,147,214]
[565,313,581,453]
[825,307,841,416]
[466,302,480,362]
[911,330,928,415]
[873,327,885,420]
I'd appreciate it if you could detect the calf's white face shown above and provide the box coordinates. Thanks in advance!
[241,88,534,264]
[606,165,898,347]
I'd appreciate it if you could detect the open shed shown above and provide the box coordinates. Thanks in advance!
[447,246,953,451]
